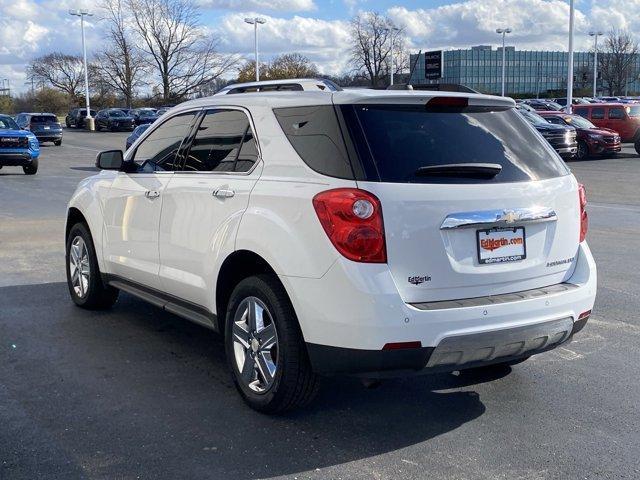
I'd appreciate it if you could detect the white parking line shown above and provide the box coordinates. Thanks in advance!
[590,202,640,213]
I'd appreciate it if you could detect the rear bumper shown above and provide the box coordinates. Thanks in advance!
[307,316,585,377]
[282,242,596,376]
[0,151,37,166]
[34,133,62,142]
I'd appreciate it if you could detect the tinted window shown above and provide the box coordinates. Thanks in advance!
[340,104,569,184]
[274,106,354,179]
[184,110,257,172]
[31,115,58,123]
[574,108,589,119]
[133,112,195,171]
[544,116,564,125]
[591,108,605,119]
[108,110,125,117]
[608,107,625,119]
[0,116,18,129]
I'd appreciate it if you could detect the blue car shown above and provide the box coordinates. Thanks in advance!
[125,123,151,150]
[0,114,40,175]
[15,112,63,145]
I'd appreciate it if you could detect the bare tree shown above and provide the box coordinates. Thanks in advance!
[349,12,405,87]
[28,53,85,100]
[127,0,239,101]
[93,0,147,107]
[599,29,639,96]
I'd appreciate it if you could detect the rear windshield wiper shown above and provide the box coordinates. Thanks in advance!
[414,163,502,179]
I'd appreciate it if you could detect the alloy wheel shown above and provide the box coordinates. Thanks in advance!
[232,296,279,393]
[69,236,90,298]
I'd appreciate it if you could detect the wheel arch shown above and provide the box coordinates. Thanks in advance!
[216,250,284,335]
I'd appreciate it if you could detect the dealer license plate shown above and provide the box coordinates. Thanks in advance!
[477,227,526,264]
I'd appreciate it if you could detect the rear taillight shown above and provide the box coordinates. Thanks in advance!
[312,188,386,263]
[578,183,588,242]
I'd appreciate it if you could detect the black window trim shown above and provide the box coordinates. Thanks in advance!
[174,105,262,176]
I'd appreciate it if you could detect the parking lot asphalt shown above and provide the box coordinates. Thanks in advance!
[1,128,640,479]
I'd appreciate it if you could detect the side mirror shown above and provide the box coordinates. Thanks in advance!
[96,150,124,170]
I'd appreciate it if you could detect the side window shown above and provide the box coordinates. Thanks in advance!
[183,109,258,173]
[273,105,354,179]
[133,112,196,171]
[608,107,625,119]
[591,108,605,119]
[574,108,589,119]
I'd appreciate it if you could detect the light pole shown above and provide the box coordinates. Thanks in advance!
[69,9,93,129]
[244,17,267,82]
[385,27,401,86]
[589,31,603,98]
[566,0,575,113]
[496,28,512,96]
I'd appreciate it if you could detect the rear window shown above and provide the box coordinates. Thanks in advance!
[340,104,569,184]
[31,115,58,123]
[275,104,569,184]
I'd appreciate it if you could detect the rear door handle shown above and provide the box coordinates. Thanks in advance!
[145,190,160,199]
[213,189,235,198]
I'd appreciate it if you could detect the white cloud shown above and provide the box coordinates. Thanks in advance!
[215,12,351,73]
[388,0,592,52]
[197,0,316,11]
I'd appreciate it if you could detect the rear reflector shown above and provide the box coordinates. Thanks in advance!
[578,310,591,320]
[382,341,422,351]
[578,183,588,243]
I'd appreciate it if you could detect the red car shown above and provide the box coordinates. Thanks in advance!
[540,112,622,159]
[573,103,640,155]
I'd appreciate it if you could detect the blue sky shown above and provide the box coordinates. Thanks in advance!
[1,0,638,93]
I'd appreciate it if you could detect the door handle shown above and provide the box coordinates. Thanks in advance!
[213,189,235,198]
[145,190,160,199]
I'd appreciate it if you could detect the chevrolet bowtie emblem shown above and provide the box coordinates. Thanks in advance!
[500,210,520,224]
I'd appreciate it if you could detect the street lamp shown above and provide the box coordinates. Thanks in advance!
[384,27,401,86]
[496,28,512,96]
[589,31,603,98]
[244,17,267,82]
[566,0,575,113]
[69,9,93,129]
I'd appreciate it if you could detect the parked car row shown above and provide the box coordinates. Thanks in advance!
[65,106,163,132]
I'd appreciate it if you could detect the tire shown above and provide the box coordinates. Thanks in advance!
[635,139,640,156]
[54,140,62,146]
[65,119,70,128]
[65,222,119,309]
[225,274,319,413]
[22,159,38,175]
[576,140,589,160]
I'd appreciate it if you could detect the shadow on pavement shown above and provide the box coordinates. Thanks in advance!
[0,282,490,479]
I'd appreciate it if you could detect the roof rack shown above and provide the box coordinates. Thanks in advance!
[215,78,342,95]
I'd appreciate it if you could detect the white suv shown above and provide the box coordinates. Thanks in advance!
[65,88,597,412]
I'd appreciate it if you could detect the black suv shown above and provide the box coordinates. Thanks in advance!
[130,108,159,126]
[14,113,63,146]
[95,109,135,132]
[65,108,97,128]
[518,107,577,158]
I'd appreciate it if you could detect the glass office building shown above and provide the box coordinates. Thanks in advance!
[409,46,640,96]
